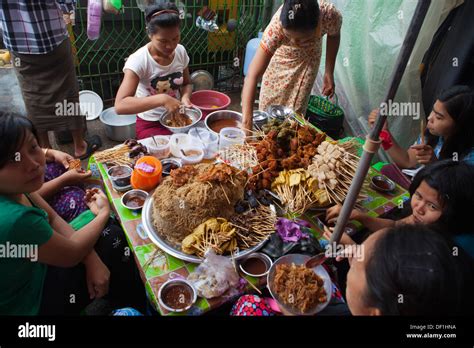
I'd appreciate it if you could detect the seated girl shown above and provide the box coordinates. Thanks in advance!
[114,3,192,139]
[344,224,473,315]
[324,160,474,259]
[0,114,145,315]
[369,85,474,168]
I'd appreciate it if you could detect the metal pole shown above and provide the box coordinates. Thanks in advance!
[330,0,432,245]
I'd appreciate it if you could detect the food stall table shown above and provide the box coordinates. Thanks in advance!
[88,136,409,315]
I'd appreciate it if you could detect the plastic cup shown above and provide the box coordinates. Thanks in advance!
[218,127,245,151]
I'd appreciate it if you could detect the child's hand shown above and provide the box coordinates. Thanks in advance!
[62,168,92,185]
[162,94,182,115]
[322,225,355,246]
[85,256,110,299]
[326,204,360,225]
[410,144,435,164]
[368,108,388,130]
[50,149,75,169]
[181,96,193,107]
[85,188,110,215]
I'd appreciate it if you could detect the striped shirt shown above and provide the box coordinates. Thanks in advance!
[0,0,69,54]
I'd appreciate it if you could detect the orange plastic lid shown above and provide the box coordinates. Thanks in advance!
[131,156,162,191]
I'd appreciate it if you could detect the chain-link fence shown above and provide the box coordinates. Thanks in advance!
[72,0,268,105]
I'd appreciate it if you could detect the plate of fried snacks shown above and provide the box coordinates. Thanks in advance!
[267,253,332,315]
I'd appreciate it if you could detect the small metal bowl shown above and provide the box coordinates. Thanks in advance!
[108,165,133,187]
[370,175,396,192]
[121,189,149,210]
[160,107,202,133]
[253,110,269,129]
[205,110,243,136]
[161,158,182,176]
[239,252,273,277]
[158,278,197,313]
[266,105,295,121]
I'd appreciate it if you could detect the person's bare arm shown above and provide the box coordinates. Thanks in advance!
[180,67,193,106]
[38,212,108,268]
[355,214,396,232]
[326,204,395,233]
[114,69,179,115]
[241,46,272,134]
[386,140,419,169]
[31,192,110,267]
[325,34,340,77]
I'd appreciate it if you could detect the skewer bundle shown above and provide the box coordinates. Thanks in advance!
[271,169,328,215]
[308,141,366,205]
[93,144,134,166]
[182,205,277,257]
[217,144,259,172]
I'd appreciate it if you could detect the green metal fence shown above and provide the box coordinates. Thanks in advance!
[73,0,267,106]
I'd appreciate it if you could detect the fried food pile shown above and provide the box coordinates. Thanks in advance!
[248,119,326,190]
[273,263,327,313]
[152,163,247,247]
[67,158,81,170]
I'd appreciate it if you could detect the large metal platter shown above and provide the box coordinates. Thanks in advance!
[141,195,271,263]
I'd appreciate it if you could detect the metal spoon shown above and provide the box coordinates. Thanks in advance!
[304,252,328,268]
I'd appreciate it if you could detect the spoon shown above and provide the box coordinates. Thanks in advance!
[305,246,352,268]
[304,252,328,268]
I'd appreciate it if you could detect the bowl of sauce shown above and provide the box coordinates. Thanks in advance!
[204,110,243,136]
[239,252,273,277]
[179,146,204,165]
[158,279,197,313]
[370,175,396,193]
[121,189,149,210]
[161,158,182,176]
[108,165,133,187]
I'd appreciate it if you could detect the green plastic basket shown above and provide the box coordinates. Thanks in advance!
[308,94,344,118]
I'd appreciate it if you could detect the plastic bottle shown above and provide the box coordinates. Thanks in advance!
[87,0,103,41]
[243,31,263,76]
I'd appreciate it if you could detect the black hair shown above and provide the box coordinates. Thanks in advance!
[409,159,474,235]
[0,112,37,169]
[145,3,180,35]
[280,0,320,31]
[363,224,474,315]
[425,85,474,160]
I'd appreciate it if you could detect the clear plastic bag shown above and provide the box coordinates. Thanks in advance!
[187,250,239,299]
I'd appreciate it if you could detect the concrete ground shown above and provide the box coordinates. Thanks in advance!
[51,90,243,158]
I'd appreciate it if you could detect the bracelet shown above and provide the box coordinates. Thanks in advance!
[379,130,393,150]
[43,148,49,157]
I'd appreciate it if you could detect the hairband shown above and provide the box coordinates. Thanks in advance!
[151,9,179,19]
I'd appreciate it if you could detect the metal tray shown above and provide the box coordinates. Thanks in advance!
[141,195,271,263]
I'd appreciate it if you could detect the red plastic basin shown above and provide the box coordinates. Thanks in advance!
[190,90,231,118]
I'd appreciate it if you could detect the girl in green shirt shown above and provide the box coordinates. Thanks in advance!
[0,114,144,315]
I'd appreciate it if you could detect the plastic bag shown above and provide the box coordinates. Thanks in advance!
[187,250,239,299]
[103,0,121,14]
[87,0,102,40]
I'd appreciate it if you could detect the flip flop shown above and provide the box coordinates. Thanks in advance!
[79,135,102,160]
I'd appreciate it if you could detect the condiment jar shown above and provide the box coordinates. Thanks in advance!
[131,156,162,191]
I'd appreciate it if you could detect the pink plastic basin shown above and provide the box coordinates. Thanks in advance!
[190,90,231,119]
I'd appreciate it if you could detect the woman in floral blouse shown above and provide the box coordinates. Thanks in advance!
[241,0,342,133]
